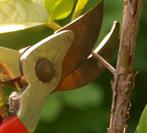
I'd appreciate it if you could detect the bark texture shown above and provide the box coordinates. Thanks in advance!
[108,0,141,133]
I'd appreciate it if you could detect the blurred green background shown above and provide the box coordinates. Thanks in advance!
[0,0,147,133]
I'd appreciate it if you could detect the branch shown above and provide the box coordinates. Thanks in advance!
[91,52,116,74]
[108,0,141,133]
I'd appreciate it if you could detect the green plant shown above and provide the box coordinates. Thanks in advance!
[0,0,146,133]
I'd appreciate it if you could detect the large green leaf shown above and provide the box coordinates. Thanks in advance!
[0,25,53,49]
[45,0,74,20]
[136,105,147,133]
[0,0,48,32]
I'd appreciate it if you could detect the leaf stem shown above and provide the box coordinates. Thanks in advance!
[46,20,61,31]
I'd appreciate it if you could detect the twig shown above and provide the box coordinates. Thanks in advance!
[91,52,116,74]
[108,0,141,133]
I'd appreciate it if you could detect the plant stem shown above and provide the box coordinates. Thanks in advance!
[91,52,116,74]
[108,0,141,133]
[46,20,61,31]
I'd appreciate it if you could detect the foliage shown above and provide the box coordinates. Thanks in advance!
[71,0,88,20]
[0,0,146,133]
[45,0,74,20]
[0,0,48,31]
[136,105,147,133]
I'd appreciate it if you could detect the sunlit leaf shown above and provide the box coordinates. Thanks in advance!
[0,0,48,32]
[72,0,88,20]
[45,0,74,20]
[136,105,147,133]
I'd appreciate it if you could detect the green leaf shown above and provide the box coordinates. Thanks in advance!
[0,0,48,32]
[62,83,104,109]
[0,25,53,49]
[136,105,147,133]
[72,0,88,20]
[45,0,74,20]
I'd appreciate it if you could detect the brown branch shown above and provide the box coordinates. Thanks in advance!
[108,0,141,133]
[91,52,116,74]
